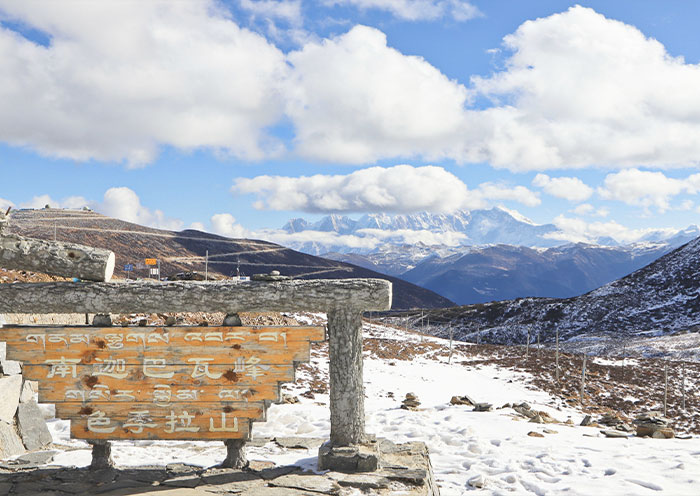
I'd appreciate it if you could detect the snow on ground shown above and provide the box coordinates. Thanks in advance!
[38,319,700,495]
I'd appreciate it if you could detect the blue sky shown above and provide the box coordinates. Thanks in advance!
[1,0,700,248]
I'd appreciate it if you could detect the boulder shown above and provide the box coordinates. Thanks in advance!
[0,421,25,460]
[450,395,476,406]
[19,380,38,403]
[0,375,22,423]
[17,401,53,451]
[473,403,493,412]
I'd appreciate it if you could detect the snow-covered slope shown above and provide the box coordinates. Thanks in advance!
[30,317,700,496]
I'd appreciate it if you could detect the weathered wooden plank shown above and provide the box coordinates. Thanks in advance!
[1,325,323,356]
[22,363,295,384]
[0,278,392,313]
[55,401,265,421]
[40,382,281,404]
[0,232,115,282]
[11,347,311,365]
[70,415,252,440]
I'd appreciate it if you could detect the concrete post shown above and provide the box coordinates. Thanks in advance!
[327,307,365,446]
[220,313,248,469]
[89,314,114,470]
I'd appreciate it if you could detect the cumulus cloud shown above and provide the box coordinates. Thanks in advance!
[285,26,471,163]
[572,203,609,217]
[324,0,481,22]
[598,169,700,212]
[0,0,287,166]
[98,187,183,230]
[210,213,249,238]
[546,214,673,245]
[239,0,302,25]
[532,174,593,202]
[471,6,700,170]
[474,183,540,207]
[0,197,14,210]
[19,194,90,210]
[234,165,540,213]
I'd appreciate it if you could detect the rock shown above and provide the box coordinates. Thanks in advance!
[529,414,544,424]
[282,394,300,404]
[270,474,341,494]
[257,465,301,480]
[528,431,545,438]
[0,374,22,423]
[580,415,592,426]
[164,315,176,326]
[0,450,56,468]
[514,405,537,419]
[450,394,476,406]
[19,379,38,403]
[274,437,325,450]
[400,392,421,410]
[468,474,485,488]
[634,411,673,438]
[0,342,5,361]
[328,472,391,490]
[17,400,53,451]
[473,402,493,412]
[652,428,675,439]
[162,475,201,488]
[543,429,558,434]
[0,359,21,375]
[318,442,379,473]
[601,430,629,438]
[0,420,25,459]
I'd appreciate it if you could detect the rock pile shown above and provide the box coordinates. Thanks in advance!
[634,412,675,439]
[598,412,633,432]
[0,342,53,459]
[401,393,421,410]
[512,402,558,424]
[450,395,475,406]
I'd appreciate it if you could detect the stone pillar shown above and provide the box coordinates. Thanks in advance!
[89,314,114,470]
[220,313,248,469]
[327,307,365,446]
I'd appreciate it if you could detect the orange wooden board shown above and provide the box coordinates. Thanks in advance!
[69,412,252,440]
[0,326,324,354]
[39,382,281,404]
[23,363,295,384]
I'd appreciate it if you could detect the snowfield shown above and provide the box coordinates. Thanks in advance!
[27,319,700,495]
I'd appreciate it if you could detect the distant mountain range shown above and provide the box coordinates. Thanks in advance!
[417,235,700,345]
[5,208,452,310]
[283,208,699,304]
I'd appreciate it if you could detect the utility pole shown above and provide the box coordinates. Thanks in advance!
[205,250,209,281]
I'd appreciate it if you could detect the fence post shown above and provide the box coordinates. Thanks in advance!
[89,314,114,470]
[537,329,540,358]
[664,361,668,418]
[555,328,559,384]
[448,325,454,364]
[682,362,686,411]
[526,326,530,359]
[221,313,248,468]
[580,354,587,405]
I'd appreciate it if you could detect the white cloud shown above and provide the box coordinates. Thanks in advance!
[471,6,700,170]
[572,203,610,217]
[474,183,540,207]
[0,0,287,166]
[598,169,700,212]
[98,187,183,230]
[532,174,593,202]
[234,165,541,213]
[19,194,90,210]
[234,165,480,213]
[210,213,249,238]
[285,26,471,164]
[189,222,207,231]
[546,214,667,245]
[0,197,14,211]
[239,0,302,25]
[324,0,480,22]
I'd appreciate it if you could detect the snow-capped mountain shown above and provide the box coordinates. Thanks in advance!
[423,235,700,344]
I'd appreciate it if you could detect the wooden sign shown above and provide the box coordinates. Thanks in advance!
[2,326,324,440]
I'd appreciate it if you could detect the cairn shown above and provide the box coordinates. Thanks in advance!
[598,412,633,432]
[634,411,674,439]
[400,392,421,410]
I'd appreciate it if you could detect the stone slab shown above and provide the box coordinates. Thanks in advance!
[269,474,341,494]
[318,442,379,473]
[19,379,38,403]
[17,400,53,451]
[274,437,325,450]
[1,359,22,375]
[0,374,22,423]
[0,420,25,460]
